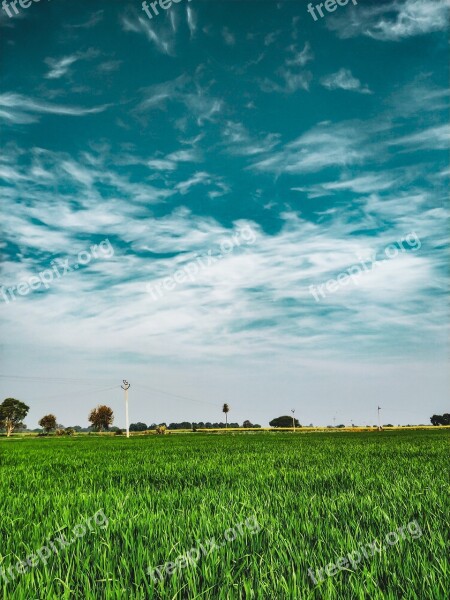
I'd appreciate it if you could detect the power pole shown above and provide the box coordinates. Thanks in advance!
[291,409,296,433]
[121,380,131,438]
[377,406,381,431]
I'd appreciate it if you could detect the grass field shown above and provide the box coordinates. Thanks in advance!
[0,430,448,599]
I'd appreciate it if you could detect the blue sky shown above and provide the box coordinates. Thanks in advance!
[1,0,449,428]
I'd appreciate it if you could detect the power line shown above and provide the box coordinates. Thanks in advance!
[44,385,121,401]
[0,374,114,386]
[133,383,219,408]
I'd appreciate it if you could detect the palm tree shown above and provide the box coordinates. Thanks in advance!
[222,403,230,428]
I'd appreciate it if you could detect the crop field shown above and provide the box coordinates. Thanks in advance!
[0,430,448,600]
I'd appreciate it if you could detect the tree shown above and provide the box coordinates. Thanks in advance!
[39,414,57,433]
[242,420,262,429]
[88,405,114,432]
[431,413,450,426]
[269,415,300,428]
[222,404,230,428]
[0,398,30,437]
[129,422,148,432]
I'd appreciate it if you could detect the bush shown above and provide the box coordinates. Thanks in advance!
[115,429,124,436]
[55,429,65,436]
[155,425,167,435]
[65,428,75,436]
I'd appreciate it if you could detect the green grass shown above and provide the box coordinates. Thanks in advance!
[0,430,448,599]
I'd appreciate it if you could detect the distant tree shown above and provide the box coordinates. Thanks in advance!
[222,404,230,428]
[0,398,30,437]
[130,422,148,432]
[270,415,300,428]
[242,420,262,429]
[88,405,114,432]
[431,414,450,426]
[38,414,57,434]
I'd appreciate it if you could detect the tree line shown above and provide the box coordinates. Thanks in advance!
[1,398,449,436]
[0,399,266,436]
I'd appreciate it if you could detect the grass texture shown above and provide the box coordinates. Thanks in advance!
[0,430,448,599]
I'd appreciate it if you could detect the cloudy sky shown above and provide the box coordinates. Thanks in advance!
[1,0,448,429]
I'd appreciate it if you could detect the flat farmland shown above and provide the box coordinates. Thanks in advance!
[0,430,448,599]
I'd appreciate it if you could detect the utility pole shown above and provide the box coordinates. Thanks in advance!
[291,409,296,433]
[333,416,336,428]
[377,406,381,431]
[121,380,131,438]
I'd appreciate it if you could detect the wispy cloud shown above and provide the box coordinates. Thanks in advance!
[65,10,104,29]
[388,124,450,151]
[121,15,173,55]
[286,42,313,67]
[251,121,371,174]
[44,55,80,79]
[222,27,236,46]
[259,41,313,94]
[0,93,110,124]
[321,68,372,94]
[186,6,197,37]
[44,49,99,79]
[137,75,223,127]
[329,0,450,41]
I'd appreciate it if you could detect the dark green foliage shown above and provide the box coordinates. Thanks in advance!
[269,415,300,427]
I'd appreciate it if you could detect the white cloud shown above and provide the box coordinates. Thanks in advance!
[286,42,313,67]
[0,93,109,124]
[329,0,450,41]
[321,68,372,94]
[186,6,197,37]
[251,121,370,174]
[389,124,450,150]
[222,27,235,46]
[45,55,79,79]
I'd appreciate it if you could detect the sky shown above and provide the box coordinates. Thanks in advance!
[0,0,449,429]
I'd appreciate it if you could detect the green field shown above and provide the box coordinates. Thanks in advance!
[0,430,448,599]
